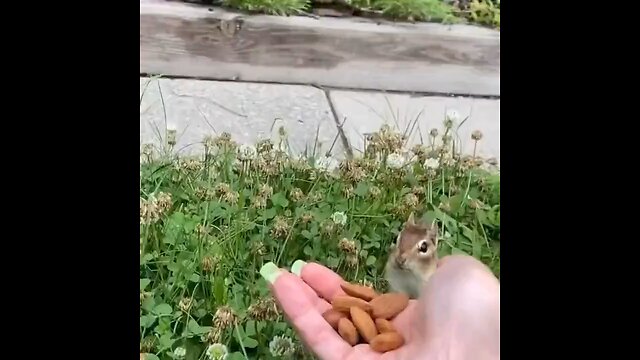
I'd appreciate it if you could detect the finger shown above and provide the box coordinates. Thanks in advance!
[437,255,452,268]
[261,263,351,359]
[292,270,333,314]
[419,255,500,357]
[285,266,332,314]
[264,263,332,314]
[292,260,346,301]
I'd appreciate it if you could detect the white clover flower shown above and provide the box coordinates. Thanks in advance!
[173,347,187,359]
[206,343,228,360]
[386,153,404,169]
[316,156,339,172]
[269,335,295,357]
[237,144,257,161]
[424,158,440,170]
[331,211,347,226]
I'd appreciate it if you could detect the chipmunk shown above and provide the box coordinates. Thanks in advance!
[384,213,439,299]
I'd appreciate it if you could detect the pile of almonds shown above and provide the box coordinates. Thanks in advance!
[322,282,409,353]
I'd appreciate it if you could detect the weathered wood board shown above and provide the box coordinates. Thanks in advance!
[140,1,500,96]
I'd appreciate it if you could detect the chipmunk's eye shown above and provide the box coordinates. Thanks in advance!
[418,240,429,253]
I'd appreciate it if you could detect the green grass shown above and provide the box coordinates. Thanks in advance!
[466,0,500,28]
[213,0,500,28]
[222,0,311,16]
[352,0,458,23]
[139,119,500,359]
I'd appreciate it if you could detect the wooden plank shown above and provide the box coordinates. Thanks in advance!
[140,1,500,96]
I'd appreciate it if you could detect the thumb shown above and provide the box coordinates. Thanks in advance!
[417,255,500,358]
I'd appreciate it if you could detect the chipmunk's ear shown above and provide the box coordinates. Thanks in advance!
[406,212,416,226]
[428,222,439,245]
[393,232,401,246]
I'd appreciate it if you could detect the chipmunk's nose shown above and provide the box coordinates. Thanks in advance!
[396,256,406,267]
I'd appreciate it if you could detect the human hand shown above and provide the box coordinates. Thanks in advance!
[259,255,499,360]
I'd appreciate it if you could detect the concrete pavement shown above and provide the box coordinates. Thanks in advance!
[140,77,500,162]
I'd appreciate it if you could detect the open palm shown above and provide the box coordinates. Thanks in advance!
[263,261,433,360]
[261,256,500,360]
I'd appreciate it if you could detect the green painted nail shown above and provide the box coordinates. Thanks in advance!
[291,260,307,276]
[260,262,282,284]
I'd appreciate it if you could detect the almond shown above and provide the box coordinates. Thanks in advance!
[370,331,405,353]
[338,318,359,346]
[332,295,372,314]
[369,293,409,319]
[375,318,396,333]
[322,309,347,330]
[340,282,379,301]
[350,306,378,343]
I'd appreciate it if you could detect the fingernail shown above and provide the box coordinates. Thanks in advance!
[260,262,282,284]
[291,260,307,276]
